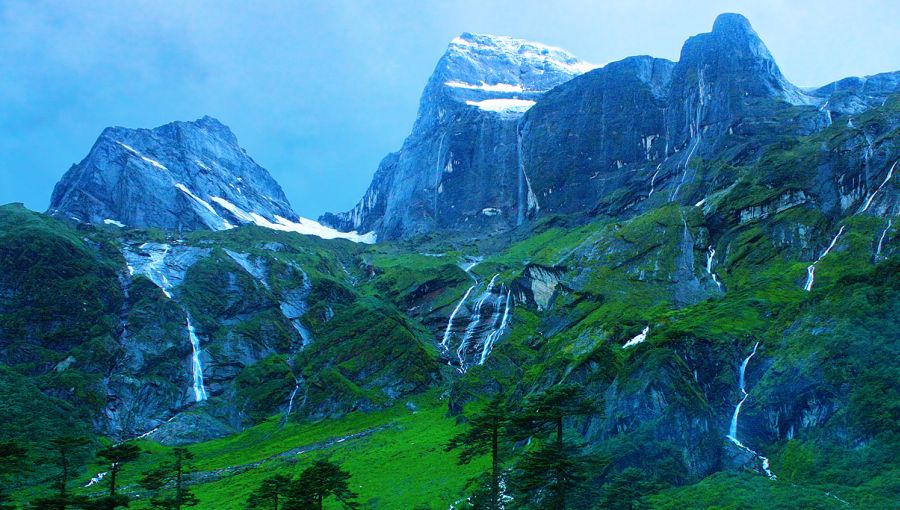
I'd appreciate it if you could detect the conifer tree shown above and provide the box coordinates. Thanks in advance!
[247,474,292,510]
[445,394,511,510]
[139,448,198,510]
[510,384,601,510]
[286,459,358,510]
[30,436,90,510]
[0,441,27,510]
[90,444,141,509]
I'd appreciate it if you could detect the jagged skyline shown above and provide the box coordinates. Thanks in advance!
[1,0,898,218]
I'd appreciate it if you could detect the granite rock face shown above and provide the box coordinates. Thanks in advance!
[48,116,298,231]
[328,13,899,240]
[321,32,595,239]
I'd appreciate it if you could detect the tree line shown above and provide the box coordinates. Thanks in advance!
[1,383,603,509]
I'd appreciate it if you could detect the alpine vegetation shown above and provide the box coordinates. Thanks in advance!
[0,10,897,510]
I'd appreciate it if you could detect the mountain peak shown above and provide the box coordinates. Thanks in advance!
[711,12,755,36]
[49,117,296,232]
[428,32,594,117]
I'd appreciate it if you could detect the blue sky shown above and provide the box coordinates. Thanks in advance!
[1,0,898,218]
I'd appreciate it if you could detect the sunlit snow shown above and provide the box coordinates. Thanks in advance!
[209,196,376,243]
[465,98,536,113]
[445,80,525,93]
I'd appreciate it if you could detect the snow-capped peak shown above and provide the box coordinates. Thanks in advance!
[436,32,596,117]
[448,32,597,76]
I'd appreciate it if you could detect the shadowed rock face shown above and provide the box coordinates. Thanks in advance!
[48,116,297,231]
[320,32,595,239]
[328,13,899,240]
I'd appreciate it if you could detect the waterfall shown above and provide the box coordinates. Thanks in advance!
[516,127,526,225]
[726,342,776,480]
[803,226,846,292]
[479,290,512,365]
[516,126,538,225]
[803,265,816,292]
[457,275,500,372]
[860,160,897,213]
[186,316,208,402]
[670,70,705,202]
[706,246,722,289]
[648,164,662,197]
[441,285,476,350]
[132,243,210,400]
[622,326,650,348]
[283,378,305,423]
[876,218,893,257]
[143,243,173,298]
[434,133,446,219]
[728,342,757,439]
[819,100,832,127]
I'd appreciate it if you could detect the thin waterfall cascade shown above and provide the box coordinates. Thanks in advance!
[804,226,846,292]
[457,274,500,370]
[283,377,306,423]
[648,164,662,197]
[127,243,211,401]
[440,258,483,355]
[516,127,539,225]
[860,160,897,213]
[819,100,833,127]
[441,271,513,373]
[479,290,512,365]
[441,284,477,352]
[706,246,722,289]
[186,316,209,402]
[876,218,893,257]
[726,342,776,480]
[670,70,705,202]
[434,133,446,218]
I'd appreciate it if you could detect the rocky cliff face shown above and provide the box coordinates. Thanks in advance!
[49,116,297,231]
[328,13,898,240]
[320,33,594,238]
[48,116,375,242]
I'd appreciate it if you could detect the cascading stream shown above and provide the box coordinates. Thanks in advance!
[819,100,832,127]
[706,246,722,289]
[186,316,209,402]
[860,159,897,213]
[726,342,776,480]
[670,69,705,201]
[804,226,846,291]
[478,290,512,365]
[876,218,893,257]
[132,243,209,402]
[648,164,662,197]
[457,274,500,371]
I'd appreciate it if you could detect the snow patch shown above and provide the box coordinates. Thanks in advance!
[623,326,650,348]
[466,98,536,114]
[103,218,125,227]
[445,80,525,93]
[209,196,376,243]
